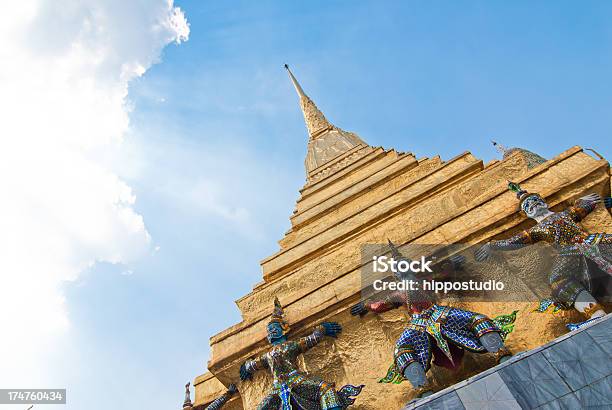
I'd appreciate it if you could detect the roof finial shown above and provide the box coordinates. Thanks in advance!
[491,139,546,169]
[284,64,307,99]
[283,64,333,139]
[491,139,508,156]
[183,382,193,409]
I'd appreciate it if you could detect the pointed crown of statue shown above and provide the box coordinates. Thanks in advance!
[387,239,410,263]
[508,181,543,212]
[387,239,419,282]
[386,239,434,305]
[268,297,291,332]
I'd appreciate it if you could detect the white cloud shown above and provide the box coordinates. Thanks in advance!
[0,0,188,386]
[170,175,264,240]
[120,135,267,241]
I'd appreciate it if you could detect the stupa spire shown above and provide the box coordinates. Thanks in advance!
[284,64,334,140]
[285,64,307,99]
[283,65,368,182]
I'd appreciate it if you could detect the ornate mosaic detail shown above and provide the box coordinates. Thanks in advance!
[300,96,332,138]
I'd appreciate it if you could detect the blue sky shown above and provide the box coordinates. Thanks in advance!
[13,1,612,409]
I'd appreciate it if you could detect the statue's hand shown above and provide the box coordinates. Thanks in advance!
[239,363,252,381]
[350,301,368,317]
[579,193,602,204]
[227,384,238,395]
[320,322,342,338]
[448,254,465,270]
[604,196,612,209]
[474,244,491,262]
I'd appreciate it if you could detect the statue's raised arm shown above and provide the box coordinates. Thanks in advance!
[350,291,406,317]
[204,384,237,410]
[296,322,342,353]
[566,193,602,221]
[239,353,269,381]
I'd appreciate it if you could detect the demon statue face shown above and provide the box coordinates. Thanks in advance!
[267,297,290,345]
[521,194,549,219]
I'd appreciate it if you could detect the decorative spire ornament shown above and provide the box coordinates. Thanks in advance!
[284,64,334,139]
[491,140,546,169]
[491,140,510,156]
[284,64,368,181]
[183,382,192,409]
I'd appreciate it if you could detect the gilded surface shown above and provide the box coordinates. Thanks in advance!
[238,152,608,326]
[309,147,370,183]
[195,147,611,410]
[262,154,482,280]
[300,147,379,198]
[305,127,366,174]
[282,155,425,249]
[297,149,392,212]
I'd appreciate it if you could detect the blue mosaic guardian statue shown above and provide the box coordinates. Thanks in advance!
[239,298,364,409]
[351,241,515,397]
[475,182,612,331]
